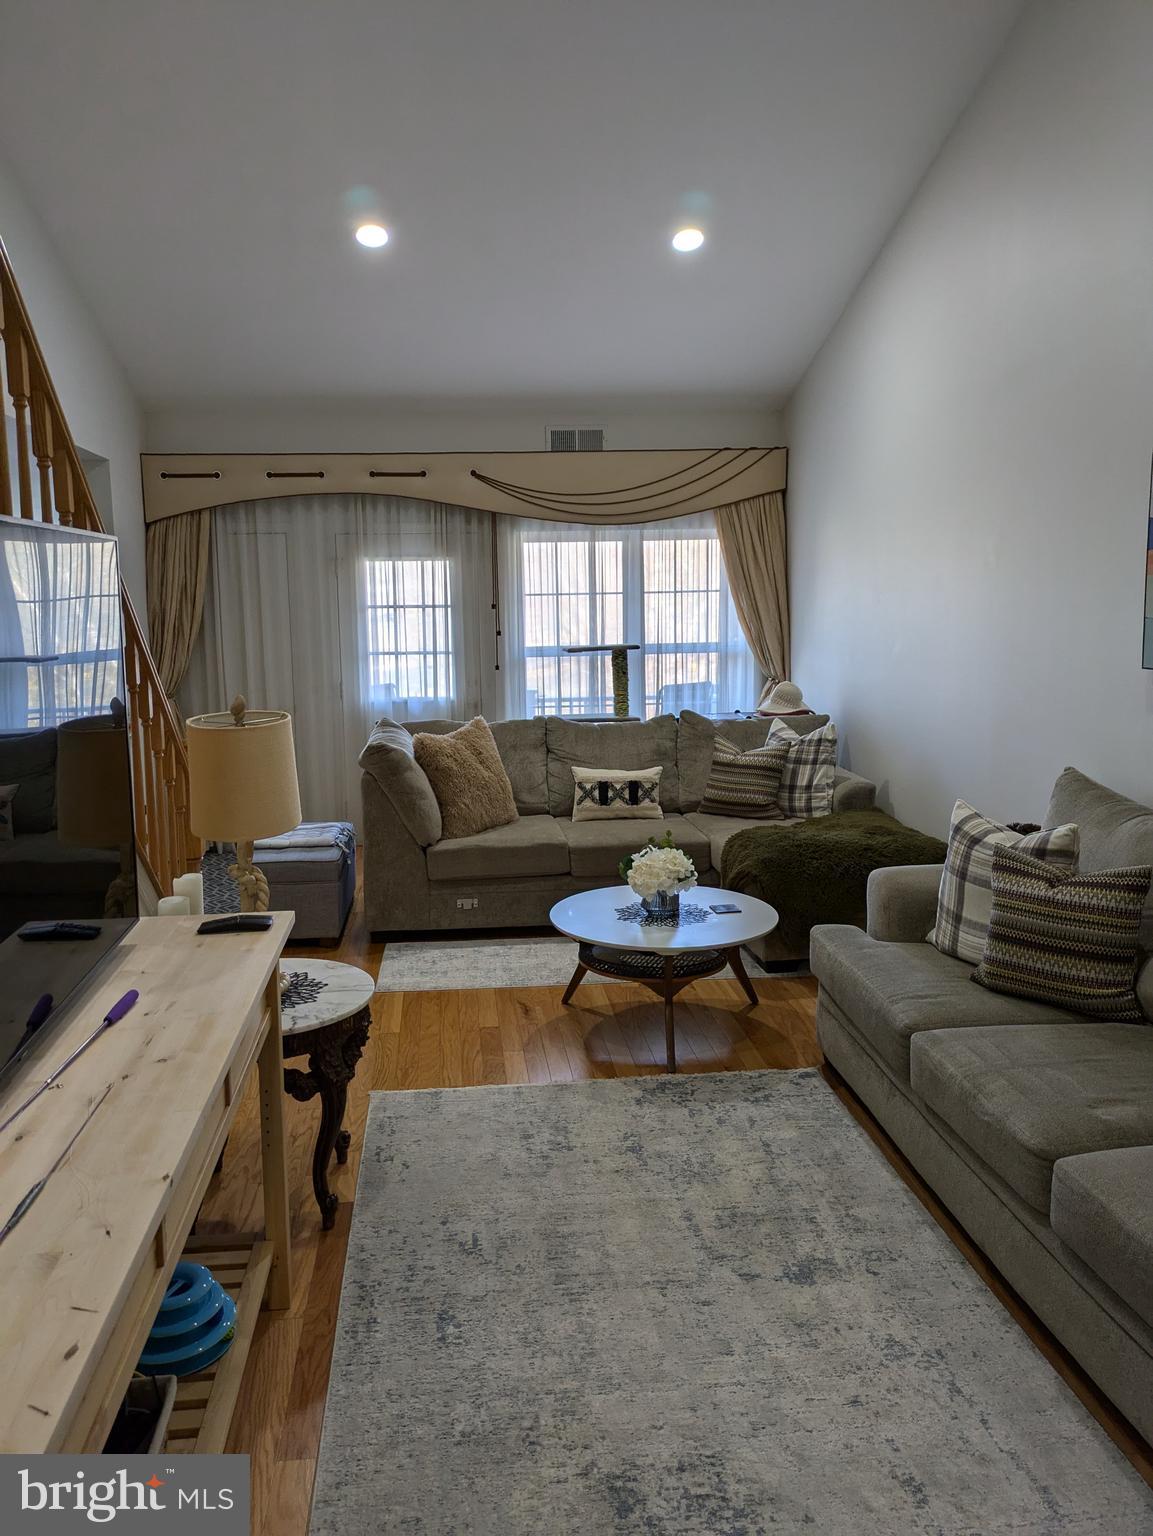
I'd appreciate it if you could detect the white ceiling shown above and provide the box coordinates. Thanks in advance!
[0,0,1024,407]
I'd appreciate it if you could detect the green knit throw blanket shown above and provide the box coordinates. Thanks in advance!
[720,809,947,953]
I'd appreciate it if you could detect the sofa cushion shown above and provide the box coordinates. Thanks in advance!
[491,719,549,815]
[1051,1147,1153,1331]
[810,926,1081,1082]
[427,815,569,882]
[0,728,56,834]
[676,710,830,812]
[1046,768,1153,948]
[686,811,799,871]
[910,1022,1153,1213]
[0,782,15,844]
[359,719,442,847]
[0,831,117,896]
[831,767,877,814]
[560,814,711,880]
[546,715,680,816]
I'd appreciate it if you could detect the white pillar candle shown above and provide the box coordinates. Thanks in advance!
[172,872,205,915]
[158,895,191,917]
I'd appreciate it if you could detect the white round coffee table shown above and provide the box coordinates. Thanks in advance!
[549,885,778,1073]
[279,958,374,1229]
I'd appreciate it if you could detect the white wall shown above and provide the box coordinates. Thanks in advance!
[144,397,784,454]
[787,0,1153,834]
[0,153,147,615]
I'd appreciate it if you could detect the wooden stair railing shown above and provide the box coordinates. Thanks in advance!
[0,236,197,897]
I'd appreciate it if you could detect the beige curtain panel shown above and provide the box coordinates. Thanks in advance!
[714,492,791,707]
[145,508,211,696]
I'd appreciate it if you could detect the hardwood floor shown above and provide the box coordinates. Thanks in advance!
[196,870,1152,1536]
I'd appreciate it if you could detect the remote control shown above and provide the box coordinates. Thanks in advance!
[18,921,102,942]
[197,914,276,935]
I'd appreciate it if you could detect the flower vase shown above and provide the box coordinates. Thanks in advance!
[642,890,680,919]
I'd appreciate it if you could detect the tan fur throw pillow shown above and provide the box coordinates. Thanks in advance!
[411,717,519,841]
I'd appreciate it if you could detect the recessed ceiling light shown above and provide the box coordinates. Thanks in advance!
[671,227,705,253]
[355,223,389,249]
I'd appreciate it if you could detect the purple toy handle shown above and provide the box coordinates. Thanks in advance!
[105,990,139,1025]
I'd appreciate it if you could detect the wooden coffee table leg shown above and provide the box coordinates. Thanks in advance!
[727,945,759,1007]
[562,962,588,1005]
[311,1076,347,1231]
[663,958,677,1072]
[283,1010,371,1231]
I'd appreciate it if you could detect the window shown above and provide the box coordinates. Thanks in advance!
[522,537,622,716]
[2,537,121,727]
[363,557,455,710]
[642,535,722,717]
[503,513,756,719]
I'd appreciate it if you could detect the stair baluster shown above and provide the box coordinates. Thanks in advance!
[0,235,198,898]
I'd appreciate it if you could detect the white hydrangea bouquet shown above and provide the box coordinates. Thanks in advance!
[618,830,698,914]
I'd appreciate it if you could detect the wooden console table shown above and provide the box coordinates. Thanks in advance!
[0,913,294,1454]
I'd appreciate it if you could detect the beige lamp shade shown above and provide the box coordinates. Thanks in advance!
[186,705,302,842]
[56,714,133,848]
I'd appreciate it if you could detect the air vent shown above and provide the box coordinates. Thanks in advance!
[548,426,605,452]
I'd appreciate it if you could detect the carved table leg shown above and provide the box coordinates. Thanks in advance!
[312,1077,348,1230]
[283,1007,371,1230]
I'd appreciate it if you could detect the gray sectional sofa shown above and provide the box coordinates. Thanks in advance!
[811,767,1153,1444]
[360,710,876,959]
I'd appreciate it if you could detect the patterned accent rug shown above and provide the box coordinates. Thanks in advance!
[200,846,239,913]
[310,1072,1152,1535]
[375,935,773,992]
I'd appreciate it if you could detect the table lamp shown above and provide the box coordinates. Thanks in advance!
[186,696,301,912]
[56,700,136,917]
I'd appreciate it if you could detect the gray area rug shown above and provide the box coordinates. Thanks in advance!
[310,1071,1152,1535]
[376,935,773,992]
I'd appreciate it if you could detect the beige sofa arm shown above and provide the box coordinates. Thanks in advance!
[832,767,876,813]
[867,863,943,943]
[361,770,432,933]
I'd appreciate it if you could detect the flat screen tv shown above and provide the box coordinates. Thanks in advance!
[0,515,137,1085]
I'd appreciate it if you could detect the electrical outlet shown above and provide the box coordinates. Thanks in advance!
[455,897,479,910]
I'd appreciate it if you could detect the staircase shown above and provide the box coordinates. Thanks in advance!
[0,237,197,898]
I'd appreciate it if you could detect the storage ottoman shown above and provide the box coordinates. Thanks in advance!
[253,821,356,944]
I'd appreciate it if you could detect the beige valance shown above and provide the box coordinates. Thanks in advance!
[141,447,786,524]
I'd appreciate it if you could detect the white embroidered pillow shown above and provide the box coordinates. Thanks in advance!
[571,766,663,821]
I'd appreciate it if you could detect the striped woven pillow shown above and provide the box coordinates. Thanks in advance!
[698,737,791,819]
[973,844,1151,1021]
[766,718,838,818]
[928,801,1080,964]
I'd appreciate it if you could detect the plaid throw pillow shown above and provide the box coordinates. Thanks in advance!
[928,801,1080,964]
[974,845,1150,1021]
[766,718,837,818]
[698,738,790,819]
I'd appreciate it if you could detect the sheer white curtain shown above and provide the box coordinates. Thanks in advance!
[0,528,121,728]
[181,495,497,830]
[498,510,758,719]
